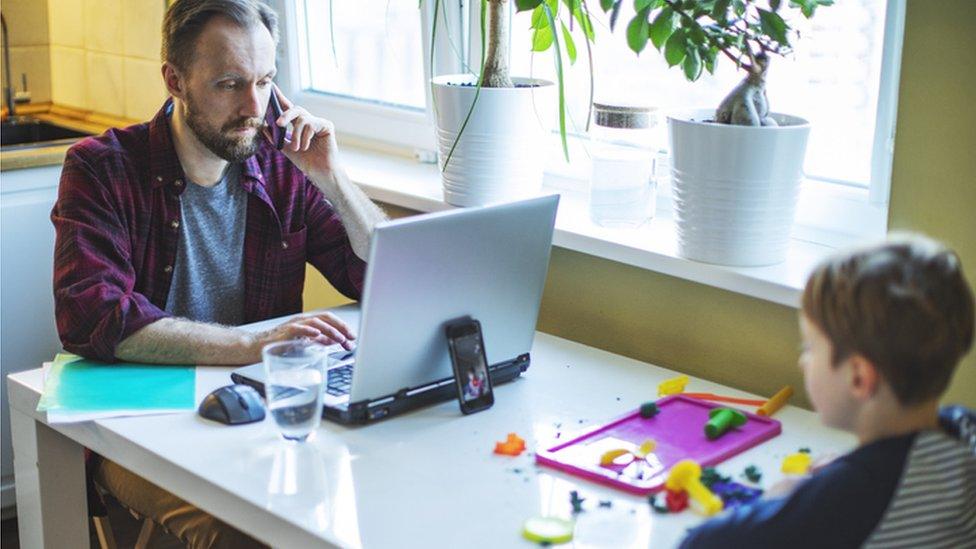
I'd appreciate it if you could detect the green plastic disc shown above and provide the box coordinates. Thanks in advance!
[522,516,575,545]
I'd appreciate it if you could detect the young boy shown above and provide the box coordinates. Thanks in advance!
[682,234,976,548]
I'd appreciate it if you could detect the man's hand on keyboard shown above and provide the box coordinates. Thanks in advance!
[249,313,356,357]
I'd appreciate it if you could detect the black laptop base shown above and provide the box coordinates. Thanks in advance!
[231,353,530,425]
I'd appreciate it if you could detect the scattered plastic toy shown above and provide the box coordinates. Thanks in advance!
[658,375,689,397]
[710,481,763,508]
[798,447,812,454]
[569,490,586,514]
[639,401,660,418]
[522,516,574,545]
[743,465,763,483]
[782,452,813,474]
[494,433,526,456]
[600,448,634,466]
[598,500,613,508]
[665,459,724,516]
[683,393,767,406]
[757,386,794,417]
[705,407,748,440]
[701,467,731,489]
[664,489,690,512]
[649,493,670,513]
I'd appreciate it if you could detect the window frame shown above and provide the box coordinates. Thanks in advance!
[274,0,905,247]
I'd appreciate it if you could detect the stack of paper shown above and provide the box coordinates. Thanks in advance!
[37,353,196,423]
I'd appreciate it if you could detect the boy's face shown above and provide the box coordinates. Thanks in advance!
[799,314,858,430]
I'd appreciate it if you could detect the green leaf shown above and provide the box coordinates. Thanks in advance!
[664,27,687,66]
[682,46,702,80]
[634,0,658,10]
[648,7,675,50]
[531,5,548,29]
[758,8,789,45]
[532,25,554,51]
[515,0,544,11]
[711,0,731,23]
[573,4,596,41]
[704,46,718,74]
[561,21,578,64]
[541,3,570,160]
[770,0,781,11]
[626,8,651,54]
[600,0,616,12]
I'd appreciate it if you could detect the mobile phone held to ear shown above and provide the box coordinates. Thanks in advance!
[446,318,494,415]
[266,90,286,150]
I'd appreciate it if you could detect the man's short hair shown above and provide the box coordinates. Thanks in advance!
[802,233,974,406]
[162,0,279,72]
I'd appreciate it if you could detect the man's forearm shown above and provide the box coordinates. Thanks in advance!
[115,317,259,365]
[311,167,387,261]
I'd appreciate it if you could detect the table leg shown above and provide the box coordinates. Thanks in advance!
[9,408,89,549]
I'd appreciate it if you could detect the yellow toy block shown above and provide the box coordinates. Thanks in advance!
[781,452,812,474]
[658,375,689,397]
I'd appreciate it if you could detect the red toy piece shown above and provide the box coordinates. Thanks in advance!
[664,489,689,512]
[494,433,527,456]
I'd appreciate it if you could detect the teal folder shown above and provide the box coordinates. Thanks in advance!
[37,353,195,413]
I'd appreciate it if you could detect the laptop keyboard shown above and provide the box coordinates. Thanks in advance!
[326,363,354,396]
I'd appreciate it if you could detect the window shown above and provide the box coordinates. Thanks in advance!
[297,0,426,111]
[275,0,904,245]
[509,1,892,190]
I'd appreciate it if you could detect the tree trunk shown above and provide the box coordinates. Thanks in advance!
[482,0,513,88]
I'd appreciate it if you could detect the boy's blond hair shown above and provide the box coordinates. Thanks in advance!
[802,234,974,406]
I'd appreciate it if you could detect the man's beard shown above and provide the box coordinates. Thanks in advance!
[182,93,265,162]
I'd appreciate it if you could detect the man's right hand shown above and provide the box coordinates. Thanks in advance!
[250,312,356,356]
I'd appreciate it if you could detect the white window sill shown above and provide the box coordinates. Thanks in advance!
[340,144,849,309]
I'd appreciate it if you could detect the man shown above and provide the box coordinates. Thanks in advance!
[51,1,386,546]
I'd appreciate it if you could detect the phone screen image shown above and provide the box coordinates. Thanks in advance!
[447,321,494,413]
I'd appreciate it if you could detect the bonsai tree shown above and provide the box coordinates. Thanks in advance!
[432,0,599,162]
[600,0,833,126]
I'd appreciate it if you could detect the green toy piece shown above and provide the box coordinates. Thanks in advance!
[744,465,763,483]
[639,401,660,418]
[705,407,748,440]
[799,447,812,454]
[569,490,585,514]
[701,467,731,489]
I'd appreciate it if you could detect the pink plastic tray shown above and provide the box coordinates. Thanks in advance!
[535,395,781,495]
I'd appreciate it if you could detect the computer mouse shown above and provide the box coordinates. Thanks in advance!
[198,384,266,425]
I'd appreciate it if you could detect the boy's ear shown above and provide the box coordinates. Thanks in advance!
[162,63,186,100]
[847,353,881,400]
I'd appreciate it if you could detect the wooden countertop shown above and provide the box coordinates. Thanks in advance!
[1,103,137,172]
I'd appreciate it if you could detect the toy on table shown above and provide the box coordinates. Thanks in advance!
[639,401,660,418]
[598,439,657,466]
[757,386,794,416]
[782,451,812,474]
[536,395,782,495]
[569,490,585,514]
[494,433,526,456]
[683,393,767,406]
[658,375,689,396]
[665,460,724,516]
[710,481,763,508]
[522,516,574,545]
[743,464,763,483]
[705,407,748,440]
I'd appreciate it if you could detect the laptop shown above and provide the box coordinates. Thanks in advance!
[231,195,560,424]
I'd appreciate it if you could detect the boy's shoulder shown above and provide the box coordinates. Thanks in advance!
[682,410,976,549]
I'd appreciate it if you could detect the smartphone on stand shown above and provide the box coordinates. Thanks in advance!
[446,318,494,414]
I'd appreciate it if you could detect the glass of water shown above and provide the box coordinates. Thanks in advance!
[263,340,327,442]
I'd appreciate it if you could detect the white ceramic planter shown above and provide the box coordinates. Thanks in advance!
[431,75,555,207]
[668,109,811,267]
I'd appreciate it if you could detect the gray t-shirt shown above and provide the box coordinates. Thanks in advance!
[164,163,247,325]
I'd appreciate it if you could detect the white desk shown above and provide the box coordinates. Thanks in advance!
[8,324,855,548]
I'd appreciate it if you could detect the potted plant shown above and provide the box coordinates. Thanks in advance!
[604,0,833,266]
[430,0,597,207]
